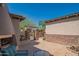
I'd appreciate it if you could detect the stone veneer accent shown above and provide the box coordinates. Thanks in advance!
[45,34,79,46]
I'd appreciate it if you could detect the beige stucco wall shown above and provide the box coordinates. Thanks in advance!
[0,4,14,35]
[11,19,21,45]
[46,20,79,35]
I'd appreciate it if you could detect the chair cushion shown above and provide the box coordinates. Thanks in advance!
[0,50,2,56]
[8,45,16,55]
[33,50,50,56]
[8,45,16,56]
[1,48,11,56]
[16,50,28,56]
[1,45,16,56]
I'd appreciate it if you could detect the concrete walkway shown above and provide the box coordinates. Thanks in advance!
[18,37,78,56]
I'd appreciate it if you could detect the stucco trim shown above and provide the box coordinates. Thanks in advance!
[9,13,25,21]
[45,13,79,25]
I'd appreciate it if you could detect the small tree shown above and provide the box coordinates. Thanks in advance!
[39,20,46,30]
[38,20,46,38]
[19,19,36,31]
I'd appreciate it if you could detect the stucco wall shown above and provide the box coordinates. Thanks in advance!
[11,19,21,45]
[45,17,79,45]
[46,20,79,35]
[0,4,14,35]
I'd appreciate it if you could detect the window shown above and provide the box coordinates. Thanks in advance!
[0,37,13,46]
[1,38,11,46]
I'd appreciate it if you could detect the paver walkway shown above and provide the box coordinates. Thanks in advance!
[18,37,78,56]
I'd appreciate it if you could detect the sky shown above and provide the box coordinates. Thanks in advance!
[7,3,79,25]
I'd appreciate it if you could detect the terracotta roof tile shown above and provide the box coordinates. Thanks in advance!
[45,12,79,25]
[9,13,25,21]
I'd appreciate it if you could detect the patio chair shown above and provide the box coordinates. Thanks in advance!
[1,45,28,56]
[33,50,50,56]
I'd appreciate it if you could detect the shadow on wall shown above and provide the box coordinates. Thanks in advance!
[18,40,53,56]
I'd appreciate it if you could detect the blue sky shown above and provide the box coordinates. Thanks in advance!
[8,3,79,25]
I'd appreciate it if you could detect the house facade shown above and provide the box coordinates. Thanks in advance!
[0,3,25,47]
[10,13,25,45]
[0,4,14,36]
[45,13,79,45]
